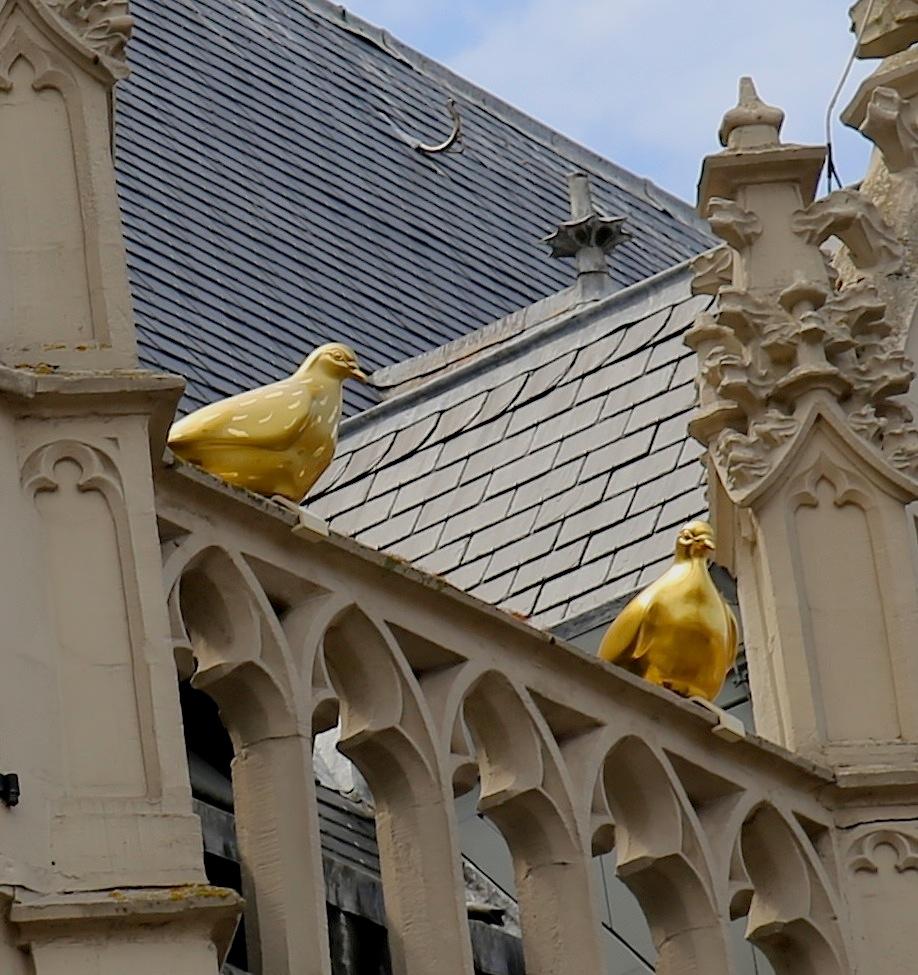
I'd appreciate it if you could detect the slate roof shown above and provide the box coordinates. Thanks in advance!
[310,262,713,629]
[115,0,714,416]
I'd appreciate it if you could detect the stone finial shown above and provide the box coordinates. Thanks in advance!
[543,172,630,296]
[850,0,918,58]
[718,77,785,150]
[689,80,918,494]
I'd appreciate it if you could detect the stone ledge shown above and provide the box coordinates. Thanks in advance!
[10,885,242,957]
[0,363,185,457]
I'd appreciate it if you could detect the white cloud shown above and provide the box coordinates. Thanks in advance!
[437,0,876,201]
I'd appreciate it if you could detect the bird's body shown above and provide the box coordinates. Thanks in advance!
[168,343,367,503]
[599,521,737,702]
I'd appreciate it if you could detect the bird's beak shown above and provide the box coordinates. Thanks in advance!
[702,537,716,551]
[348,366,369,383]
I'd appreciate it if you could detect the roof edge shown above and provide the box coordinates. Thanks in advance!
[302,0,708,235]
[341,256,699,439]
[371,285,581,393]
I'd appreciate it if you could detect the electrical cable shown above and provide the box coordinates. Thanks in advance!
[599,855,656,972]
[824,0,878,193]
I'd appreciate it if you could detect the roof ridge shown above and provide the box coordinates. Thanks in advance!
[340,256,698,439]
[299,0,708,236]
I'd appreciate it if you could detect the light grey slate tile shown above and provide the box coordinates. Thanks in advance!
[358,506,423,550]
[555,412,628,466]
[342,489,398,535]
[533,473,608,530]
[530,396,603,452]
[566,572,640,621]
[557,490,634,549]
[470,569,520,606]
[417,537,471,576]
[465,507,540,563]
[505,382,582,438]
[499,587,542,619]
[569,328,626,378]
[529,602,570,629]
[581,427,655,482]
[415,475,490,531]
[656,485,707,530]
[311,475,373,518]
[462,427,536,485]
[391,459,465,516]
[335,432,396,488]
[434,392,488,442]
[604,443,682,499]
[661,294,713,336]
[651,410,694,451]
[623,382,696,435]
[371,443,446,496]
[608,308,670,360]
[439,491,513,546]
[608,522,674,577]
[507,456,587,518]
[474,375,527,427]
[630,462,700,516]
[513,351,578,406]
[583,508,658,564]
[510,537,589,594]
[671,354,697,388]
[636,556,671,587]
[485,442,562,500]
[484,522,562,582]
[446,555,493,592]
[387,414,439,464]
[596,357,666,420]
[391,523,446,562]
[647,334,692,370]
[440,415,511,468]
[679,438,706,465]
[535,556,612,615]
[316,454,348,491]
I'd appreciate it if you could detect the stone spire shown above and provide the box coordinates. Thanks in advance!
[543,172,630,299]
[686,78,918,782]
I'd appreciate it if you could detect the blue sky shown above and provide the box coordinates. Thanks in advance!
[342,0,876,205]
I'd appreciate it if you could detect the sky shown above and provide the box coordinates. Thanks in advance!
[340,0,876,205]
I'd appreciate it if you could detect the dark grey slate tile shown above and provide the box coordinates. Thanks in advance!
[122,1,713,418]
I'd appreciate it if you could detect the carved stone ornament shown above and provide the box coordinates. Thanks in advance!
[848,829,918,874]
[850,0,918,59]
[860,86,918,174]
[44,0,133,61]
[688,79,918,498]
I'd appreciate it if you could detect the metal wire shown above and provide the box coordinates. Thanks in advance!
[599,854,656,972]
[824,0,878,193]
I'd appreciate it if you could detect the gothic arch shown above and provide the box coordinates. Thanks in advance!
[167,543,300,743]
[598,736,733,975]
[735,802,850,975]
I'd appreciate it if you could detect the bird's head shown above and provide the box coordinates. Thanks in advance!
[675,520,716,561]
[300,343,368,383]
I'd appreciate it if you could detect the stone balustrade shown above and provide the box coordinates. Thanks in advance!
[156,457,855,975]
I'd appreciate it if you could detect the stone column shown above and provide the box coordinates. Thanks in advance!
[0,1,240,969]
[689,76,918,973]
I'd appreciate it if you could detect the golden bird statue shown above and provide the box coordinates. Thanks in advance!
[168,342,367,505]
[599,520,738,702]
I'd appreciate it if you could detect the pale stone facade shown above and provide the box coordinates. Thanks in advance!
[0,1,916,974]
